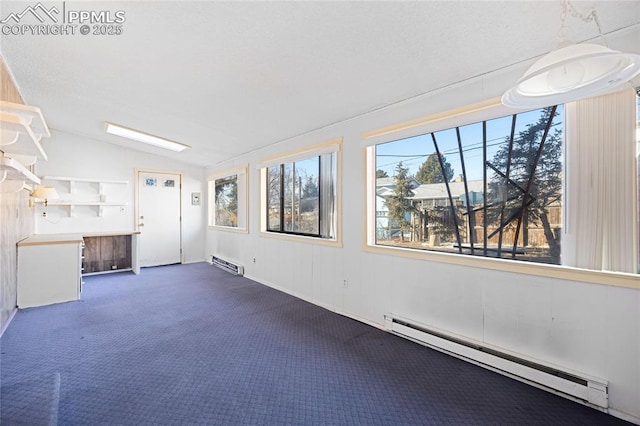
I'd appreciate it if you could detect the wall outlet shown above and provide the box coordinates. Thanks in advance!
[42,211,47,217]
[252,258,256,263]
[343,279,348,288]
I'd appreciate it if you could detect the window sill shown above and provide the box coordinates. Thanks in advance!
[363,243,640,290]
[260,231,342,248]
[208,225,249,234]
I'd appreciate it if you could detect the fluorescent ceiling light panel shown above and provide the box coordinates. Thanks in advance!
[105,122,189,152]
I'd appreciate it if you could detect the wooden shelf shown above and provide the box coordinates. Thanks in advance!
[41,176,128,185]
[0,108,49,160]
[0,156,41,193]
[0,101,49,189]
[47,201,128,218]
[40,176,129,217]
[48,202,127,206]
[0,156,40,184]
[0,101,51,139]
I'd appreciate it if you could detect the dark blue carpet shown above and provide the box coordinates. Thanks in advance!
[0,262,630,425]
[0,372,60,425]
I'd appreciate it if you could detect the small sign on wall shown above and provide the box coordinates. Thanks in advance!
[191,192,201,205]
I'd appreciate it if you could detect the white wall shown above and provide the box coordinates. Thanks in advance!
[36,131,206,264]
[206,32,640,422]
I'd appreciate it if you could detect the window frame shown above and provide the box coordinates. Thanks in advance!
[259,138,342,247]
[266,158,322,238]
[372,105,563,263]
[362,96,640,290]
[208,165,249,233]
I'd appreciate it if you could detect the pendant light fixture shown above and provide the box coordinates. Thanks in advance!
[502,0,640,109]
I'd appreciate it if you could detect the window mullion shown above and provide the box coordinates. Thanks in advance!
[456,127,474,254]
[511,105,558,258]
[431,133,463,253]
[279,163,285,232]
[496,114,517,257]
[317,156,322,237]
[482,121,488,256]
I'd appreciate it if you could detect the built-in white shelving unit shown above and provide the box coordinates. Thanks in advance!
[41,176,128,217]
[0,101,49,160]
[0,157,40,183]
[0,101,50,193]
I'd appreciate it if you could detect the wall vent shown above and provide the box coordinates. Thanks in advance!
[211,255,244,276]
[385,314,608,409]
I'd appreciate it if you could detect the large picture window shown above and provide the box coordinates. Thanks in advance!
[208,166,248,231]
[373,106,563,264]
[261,139,341,241]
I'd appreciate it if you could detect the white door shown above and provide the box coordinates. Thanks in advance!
[137,171,182,267]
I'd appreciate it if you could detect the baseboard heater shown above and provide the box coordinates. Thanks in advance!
[384,314,608,409]
[211,255,244,276]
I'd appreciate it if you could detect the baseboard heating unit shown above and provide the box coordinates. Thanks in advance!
[211,255,244,276]
[384,314,608,410]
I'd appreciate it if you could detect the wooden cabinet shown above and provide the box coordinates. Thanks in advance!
[82,235,132,274]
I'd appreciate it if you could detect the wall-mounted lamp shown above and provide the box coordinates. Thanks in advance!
[30,185,59,207]
[502,0,640,109]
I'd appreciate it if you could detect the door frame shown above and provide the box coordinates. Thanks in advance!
[134,168,184,264]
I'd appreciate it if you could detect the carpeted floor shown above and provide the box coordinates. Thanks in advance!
[0,262,631,425]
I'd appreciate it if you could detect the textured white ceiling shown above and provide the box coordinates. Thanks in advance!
[1,1,639,167]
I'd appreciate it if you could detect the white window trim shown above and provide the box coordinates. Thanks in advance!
[362,95,640,290]
[208,164,249,233]
[361,96,530,147]
[259,137,343,247]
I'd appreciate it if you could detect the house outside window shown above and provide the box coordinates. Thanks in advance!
[373,106,564,264]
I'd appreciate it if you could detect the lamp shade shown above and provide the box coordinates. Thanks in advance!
[30,186,59,201]
[502,43,640,108]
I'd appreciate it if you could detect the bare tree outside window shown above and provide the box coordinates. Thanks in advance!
[266,153,335,239]
[214,175,238,227]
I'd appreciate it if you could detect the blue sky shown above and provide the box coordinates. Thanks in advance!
[375,107,564,182]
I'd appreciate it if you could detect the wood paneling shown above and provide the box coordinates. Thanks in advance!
[0,191,34,333]
[0,55,24,104]
[0,55,29,335]
[82,237,101,273]
[83,236,132,273]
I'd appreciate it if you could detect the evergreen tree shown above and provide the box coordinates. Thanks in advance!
[415,153,454,184]
[302,175,318,198]
[376,169,389,178]
[488,106,562,262]
[384,162,414,242]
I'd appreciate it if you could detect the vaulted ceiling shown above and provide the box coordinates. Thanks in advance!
[1,1,639,167]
